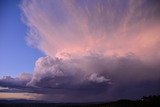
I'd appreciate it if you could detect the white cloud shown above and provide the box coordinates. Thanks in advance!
[88,73,110,83]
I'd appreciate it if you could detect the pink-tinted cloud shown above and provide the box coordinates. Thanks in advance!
[21,0,160,62]
[0,0,160,102]
[20,0,160,102]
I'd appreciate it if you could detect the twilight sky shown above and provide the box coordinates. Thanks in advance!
[0,0,160,102]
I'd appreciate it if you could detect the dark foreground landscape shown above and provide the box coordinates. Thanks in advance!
[0,95,159,107]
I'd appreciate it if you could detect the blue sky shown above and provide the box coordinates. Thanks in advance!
[0,0,43,77]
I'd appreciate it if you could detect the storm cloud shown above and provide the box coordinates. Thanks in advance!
[0,0,160,102]
[1,53,160,102]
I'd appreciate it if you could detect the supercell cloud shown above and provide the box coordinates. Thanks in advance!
[0,0,160,102]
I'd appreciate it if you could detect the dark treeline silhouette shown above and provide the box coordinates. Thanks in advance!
[0,95,159,107]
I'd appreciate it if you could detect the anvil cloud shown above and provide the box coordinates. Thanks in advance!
[0,0,160,102]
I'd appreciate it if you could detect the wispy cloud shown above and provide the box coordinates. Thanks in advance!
[20,0,160,61]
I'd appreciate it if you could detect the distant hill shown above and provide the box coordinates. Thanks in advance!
[0,99,41,103]
[0,95,159,107]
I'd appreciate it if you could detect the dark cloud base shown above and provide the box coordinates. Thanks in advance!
[0,54,160,102]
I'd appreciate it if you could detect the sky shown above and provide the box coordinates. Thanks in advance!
[0,0,160,102]
[0,0,44,77]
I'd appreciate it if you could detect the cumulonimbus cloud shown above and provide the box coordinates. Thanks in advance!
[0,0,160,102]
[1,53,160,102]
